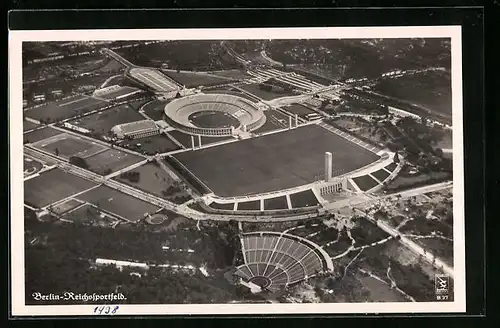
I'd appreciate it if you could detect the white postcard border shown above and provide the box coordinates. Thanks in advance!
[9,26,465,316]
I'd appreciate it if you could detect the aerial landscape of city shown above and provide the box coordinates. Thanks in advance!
[21,37,455,306]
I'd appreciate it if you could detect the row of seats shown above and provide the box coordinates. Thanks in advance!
[241,234,324,279]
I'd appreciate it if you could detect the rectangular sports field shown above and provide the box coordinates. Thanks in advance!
[24,95,109,122]
[24,168,97,208]
[174,124,380,196]
[85,149,144,175]
[23,127,63,144]
[33,133,108,159]
[238,83,296,101]
[113,162,175,197]
[67,103,144,136]
[23,120,40,132]
[77,185,160,222]
[119,133,180,155]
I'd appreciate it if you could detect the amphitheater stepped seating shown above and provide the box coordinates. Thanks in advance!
[235,233,324,291]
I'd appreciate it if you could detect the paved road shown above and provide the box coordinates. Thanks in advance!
[354,208,454,278]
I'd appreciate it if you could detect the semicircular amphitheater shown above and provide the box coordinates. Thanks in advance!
[234,232,334,292]
[164,93,266,136]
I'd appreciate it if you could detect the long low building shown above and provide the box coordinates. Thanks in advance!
[128,67,181,94]
[111,120,160,139]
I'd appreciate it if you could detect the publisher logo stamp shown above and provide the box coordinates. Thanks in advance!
[435,274,449,300]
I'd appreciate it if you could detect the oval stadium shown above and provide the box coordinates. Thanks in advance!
[164,93,266,137]
[234,232,334,292]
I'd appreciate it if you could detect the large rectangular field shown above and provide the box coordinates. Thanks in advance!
[84,149,144,175]
[24,168,97,208]
[119,133,180,155]
[24,127,63,144]
[32,133,108,159]
[24,95,109,122]
[77,185,160,222]
[174,124,380,196]
[67,103,144,136]
[238,83,295,101]
[113,162,175,197]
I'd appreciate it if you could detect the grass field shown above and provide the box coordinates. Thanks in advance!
[209,202,234,210]
[371,168,391,182]
[237,200,260,211]
[24,168,97,208]
[174,124,379,196]
[113,162,176,197]
[161,70,235,87]
[166,130,192,148]
[60,204,99,224]
[51,199,83,216]
[141,99,168,121]
[385,162,398,172]
[34,134,108,159]
[85,149,144,175]
[24,127,63,144]
[263,196,288,210]
[254,110,290,134]
[23,120,40,132]
[283,103,316,118]
[119,133,180,155]
[24,95,109,122]
[203,89,260,103]
[238,83,296,101]
[67,104,144,136]
[289,190,319,208]
[412,237,453,267]
[352,175,379,191]
[209,69,251,80]
[77,185,160,222]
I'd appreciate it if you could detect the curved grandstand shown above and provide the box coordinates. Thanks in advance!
[234,232,333,292]
[164,93,266,136]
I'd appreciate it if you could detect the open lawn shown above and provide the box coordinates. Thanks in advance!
[119,133,180,155]
[289,190,319,208]
[23,120,40,132]
[209,202,234,210]
[24,157,43,177]
[236,200,260,211]
[24,168,97,208]
[371,168,391,182]
[167,130,193,148]
[67,103,144,136]
[51,199,83,216]
[162,70,236,87]
[263,196,288,210]
[24,95,110,122]
[60,204,102,224]
[209,69,252,80]
[352,175,379,191]
[142,99,168,121]
[385,162,398,172]
[85,149,144,175]
[238,83,295,101]
[77,185,160,222]
[174,124,379,196]
[113,162,176,197]
[33,134,107,159]
[385,171,451,192]
[203,89,260,103]
[24,127,63,144]
[254,110,290,134]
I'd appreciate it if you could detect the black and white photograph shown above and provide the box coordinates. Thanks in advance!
[9,26,465,316]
